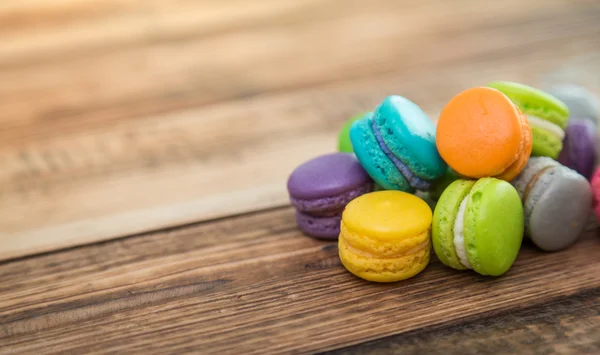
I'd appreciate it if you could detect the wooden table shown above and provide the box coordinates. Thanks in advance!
[1,1,600,353]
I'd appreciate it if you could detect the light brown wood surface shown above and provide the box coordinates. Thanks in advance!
[1,0,600,353]
[2,0,600,259]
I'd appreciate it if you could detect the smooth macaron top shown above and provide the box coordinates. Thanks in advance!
[436,87,531,180]
[374,96,446,179]
[488,81,569,128]
[433,178,524,276]
[287,153,371,199]
[343,190,432,240]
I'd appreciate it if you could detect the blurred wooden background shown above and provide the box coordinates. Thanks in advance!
[1,0,600,353]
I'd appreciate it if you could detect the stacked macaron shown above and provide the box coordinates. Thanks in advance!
[287,153,373,239]
[286,81,596,283]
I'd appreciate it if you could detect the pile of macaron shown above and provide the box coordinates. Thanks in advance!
[287,81,600,282]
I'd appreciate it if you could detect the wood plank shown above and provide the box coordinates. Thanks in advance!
[1,0,599,259]
[0,207,598,353]
[325,288,600,354]
[0,0,596,142]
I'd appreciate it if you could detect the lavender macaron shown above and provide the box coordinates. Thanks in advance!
[287,153,373,239]
[558,119,597,180]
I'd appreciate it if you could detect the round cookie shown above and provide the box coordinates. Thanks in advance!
[338,191,432,282]
[511,157,592,251]
[287,153,373,239]
[436,87,532,181]
[432,178,524,276]
[350,95,447,192]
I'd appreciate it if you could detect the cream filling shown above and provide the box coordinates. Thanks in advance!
[526,115,565,139]
[453,196,472,269]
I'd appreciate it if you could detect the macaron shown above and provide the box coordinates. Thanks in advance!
[432,178,524,276]
[338,113,368,153]
[558,119,597,180]
[350,95,447,192]
[512,157,592,251]
[546,84,599,123]
[338,190,432,282]
[436,87,532,181]
[590,167,600,220]
[488,81,569,159]
[287,153,373,239]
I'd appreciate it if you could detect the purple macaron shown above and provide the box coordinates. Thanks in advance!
[558,119,597,180]
[287,153,373,239]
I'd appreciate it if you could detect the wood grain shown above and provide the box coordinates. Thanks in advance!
[325,288,600,355]
[1,0,600,259]
[0,207,598,354]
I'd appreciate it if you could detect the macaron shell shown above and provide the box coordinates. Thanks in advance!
[495,111,533,181]
[432,179,475,270]
[591,167,600,218]
[342,190,432,240]
[436,87,524,178]
[338,233,430,282]
[487,81,569,128]
[512,157,559,199]
[295,212,342,240]
[287,153,371,199]
[558,119,597,180]
[341,221,429,258]
[527,170,592,251]
[531,125,563,159]
[464,178,524,276]
[338,112,369,153]
[375,96,446,179]
[350,118,412,191]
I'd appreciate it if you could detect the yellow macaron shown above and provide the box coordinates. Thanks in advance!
[338,190,432,282]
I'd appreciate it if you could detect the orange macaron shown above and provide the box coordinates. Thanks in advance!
[436,87,532,181]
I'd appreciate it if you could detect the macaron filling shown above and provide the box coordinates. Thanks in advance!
[526,115,565,139]
[371,119,431,190]
[452,195,472,269]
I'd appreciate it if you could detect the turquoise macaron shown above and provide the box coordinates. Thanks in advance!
[349,95,447,192]
[432,178,524,276]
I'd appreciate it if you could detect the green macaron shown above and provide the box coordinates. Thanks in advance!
[488,81,569,159]
[338,112,369,153]
[432,178,524,276]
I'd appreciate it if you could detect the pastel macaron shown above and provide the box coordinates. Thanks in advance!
[338,191,432,282]
[512,157,592,251]
[488,81,569,159]
[436,87,532,181]
[432,178,524,276]
[338,113,369,153]
[558,119,597,180]
[590,167,600,220]
[287,153,373,239]
[547,84,599,123]
[350,95,447,192]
